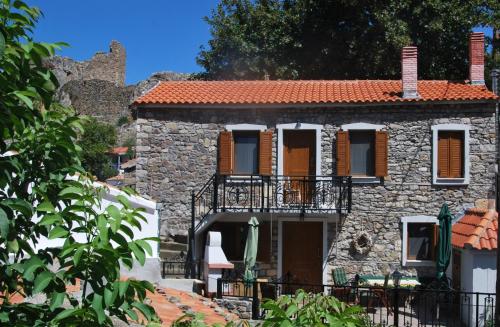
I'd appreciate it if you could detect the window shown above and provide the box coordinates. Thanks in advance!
[349,131,375,176]
[407,223,435,260]
[401,216,438,266]
[218,127,273,176]
[233,131,259,174]
[431,124,470,185]
[337,123,388,181]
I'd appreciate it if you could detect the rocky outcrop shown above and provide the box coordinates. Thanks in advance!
[45,40,126,87]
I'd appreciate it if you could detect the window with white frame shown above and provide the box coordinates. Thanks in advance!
[218,124,270,176]
[401,216,438,266]
[431,124,470,185]
[338,123,387,182]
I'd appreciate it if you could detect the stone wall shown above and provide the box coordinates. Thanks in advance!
[214,297,253,320]
[46,40,126,87]
[59,79,136,125]
[135,104,496,275]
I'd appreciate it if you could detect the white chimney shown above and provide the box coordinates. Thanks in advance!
[402,46,418,98]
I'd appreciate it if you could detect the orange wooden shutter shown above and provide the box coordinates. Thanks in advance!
[336,131,350,176]
[437,133,450,178]
[375,131,389,177]
[259,130,273,176]
[218,131,233,175]
[449,132,463,178]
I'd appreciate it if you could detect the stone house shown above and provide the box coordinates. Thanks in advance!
[131,32,498,284]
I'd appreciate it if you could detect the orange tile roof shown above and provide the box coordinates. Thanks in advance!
[452,208,498,251]
[109,146,129,155]
[133,80,497,106]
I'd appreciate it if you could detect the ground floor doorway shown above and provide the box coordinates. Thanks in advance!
[282,221,323,285]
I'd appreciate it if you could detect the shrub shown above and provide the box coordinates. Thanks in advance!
[260,289,369,326]
[116,115,130,127]
[78,116,118,180]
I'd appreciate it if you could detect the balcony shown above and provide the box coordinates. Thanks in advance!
[191,174,352,232]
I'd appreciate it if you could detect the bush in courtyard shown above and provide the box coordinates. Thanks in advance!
[260,289,369,327]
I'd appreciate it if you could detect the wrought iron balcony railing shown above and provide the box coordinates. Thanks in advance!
[192,174,352,231]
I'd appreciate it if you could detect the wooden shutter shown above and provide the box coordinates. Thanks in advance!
[437,133,450,178]
[438,131,463,178]
[218,131,233,175]
[336,131,350,176]
[259,130,273,176]
[375,131,388,177]
[449,132,463,178]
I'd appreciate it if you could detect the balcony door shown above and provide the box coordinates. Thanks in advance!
[283,130,316,204]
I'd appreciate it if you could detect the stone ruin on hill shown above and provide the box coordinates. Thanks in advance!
[44,40,190,143]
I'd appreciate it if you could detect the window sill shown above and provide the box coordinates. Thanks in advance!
[433,177,468,186]
[351,176,381,184]
[403,259,435,267]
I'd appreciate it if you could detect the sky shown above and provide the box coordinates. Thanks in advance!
[27,1,493,86]
[28,0,219,85]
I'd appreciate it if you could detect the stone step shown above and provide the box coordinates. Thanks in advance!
[160,241,188,252]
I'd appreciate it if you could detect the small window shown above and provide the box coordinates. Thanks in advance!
[349,131,375,176]
[401,215,438,266]
[407,223,435,261]
[431,124,470,185]
[438,131,464,178]
[233,131,259,175]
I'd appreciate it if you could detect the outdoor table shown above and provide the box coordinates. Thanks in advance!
[359,275,421,288]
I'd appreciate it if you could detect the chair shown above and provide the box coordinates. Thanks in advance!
[331,268,358,303]
[368,274,393,314]
[332,267,353,287]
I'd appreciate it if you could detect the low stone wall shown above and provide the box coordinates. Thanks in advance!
[214,297,253,320]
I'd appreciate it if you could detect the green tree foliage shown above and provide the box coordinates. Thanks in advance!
[260,289,369,326]
[197,0,500,80]
[78,117,118,181]
[0,1,157,325]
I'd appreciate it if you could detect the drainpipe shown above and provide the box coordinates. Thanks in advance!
[492,68,500,327]
[190,190,196,279]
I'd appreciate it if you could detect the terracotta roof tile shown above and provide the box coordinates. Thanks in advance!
[133,80,498,106]
[452,208,498,251]
[109,146,129,155]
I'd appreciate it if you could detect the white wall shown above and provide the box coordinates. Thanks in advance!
[472,250,497,293]
[33,181,159,259]
[460,249,496,327]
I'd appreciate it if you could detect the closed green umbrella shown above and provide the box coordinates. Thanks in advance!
[436,204,453,283]
[243,216,259,284]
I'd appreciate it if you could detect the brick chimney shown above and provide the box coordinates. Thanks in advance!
[469,32,485,84]
[401,46,418,98]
